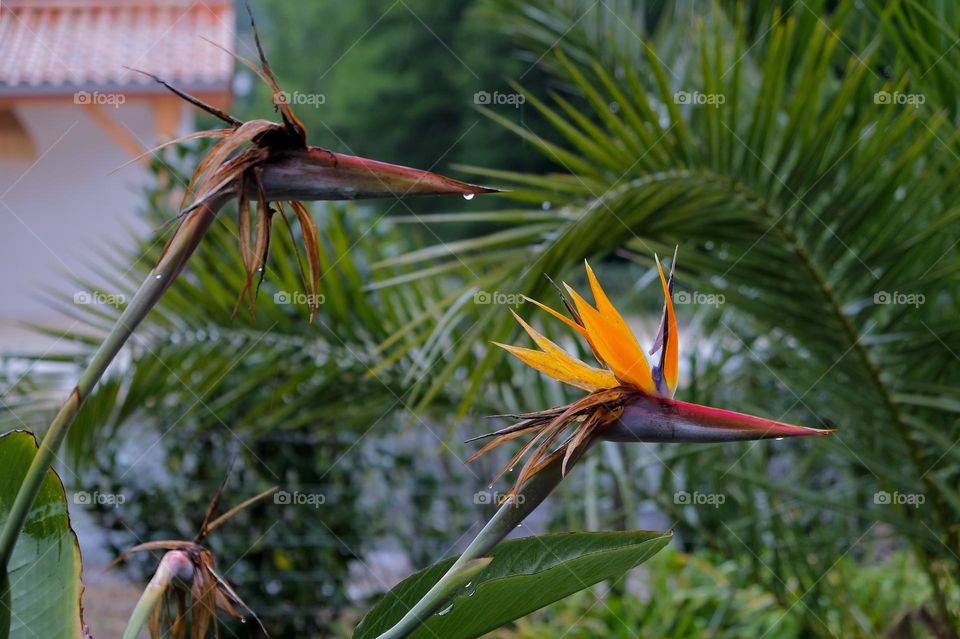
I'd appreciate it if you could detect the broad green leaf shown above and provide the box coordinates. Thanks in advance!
[0,431,85,638]
[354,530,671,639]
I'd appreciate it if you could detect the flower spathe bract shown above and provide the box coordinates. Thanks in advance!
[474,254,831,496]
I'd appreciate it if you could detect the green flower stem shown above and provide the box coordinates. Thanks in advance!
[122,550,192,639]
[122,583,166,639]
[0,193,229,570]
[0,145,497,571]
[374,441,595,639]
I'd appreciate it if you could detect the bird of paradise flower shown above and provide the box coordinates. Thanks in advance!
[469,252,832,496]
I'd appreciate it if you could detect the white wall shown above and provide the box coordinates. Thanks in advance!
[0,101,181,350]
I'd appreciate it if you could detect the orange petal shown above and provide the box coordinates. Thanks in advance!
[509,309,610,386]
[523,294,605,365]
[521,296,587,338]
[655,255,679,396]
[565,273,655,394]
[509,309,559,351]
[493,340,617,392]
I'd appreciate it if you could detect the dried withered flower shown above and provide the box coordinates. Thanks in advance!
[110,480,278,638]
[136,7,496,321]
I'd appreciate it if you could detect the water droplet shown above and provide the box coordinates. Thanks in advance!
[463,193,475,201]
[437,604,454,616]
[464,582,477,597]
[775,437,784,441]
[154,274,162,280]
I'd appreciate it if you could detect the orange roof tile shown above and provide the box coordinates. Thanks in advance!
[0,0,234,97]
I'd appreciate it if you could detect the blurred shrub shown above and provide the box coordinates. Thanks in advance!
[490,549,936,639]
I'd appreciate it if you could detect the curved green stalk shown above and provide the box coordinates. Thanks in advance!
[0,146,495,571]
[374,442,594,639]
[122,550,193,639]
[0,193,229,569]
[123,585,166,639]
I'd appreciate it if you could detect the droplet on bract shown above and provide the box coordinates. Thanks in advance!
[463,193,475,201]
[437,604,454,616]
[155,274,162,280]
[775,437,784,441]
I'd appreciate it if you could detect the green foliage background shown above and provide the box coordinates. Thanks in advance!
[236,0,552,192]
[2,0,960,637]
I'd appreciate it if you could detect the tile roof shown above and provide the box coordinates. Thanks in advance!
[0,0,234,97]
